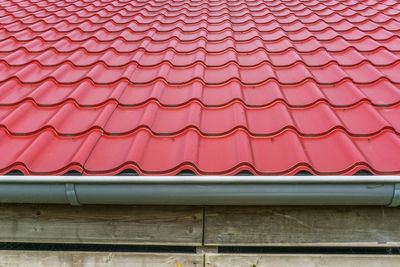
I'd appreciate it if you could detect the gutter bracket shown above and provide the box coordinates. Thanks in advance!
[65,184,81,206]
[388,184,400,207]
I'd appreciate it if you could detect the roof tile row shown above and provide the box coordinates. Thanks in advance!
[2,36,400,54]
[2,11,399,25]
[1,60,400,85]
[1,79,399,107]
[1,101,399,136]
[2,1,398,17]
[0,27,396,42]
[3,46,400,67]
[2,128,400,175]
[3,19,400,32]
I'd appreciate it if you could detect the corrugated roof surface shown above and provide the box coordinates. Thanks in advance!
[1,0,400,175]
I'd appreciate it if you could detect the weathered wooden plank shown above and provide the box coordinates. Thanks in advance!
[0,251,203,267]
[205,254,400,267]
[204,206,400,246]
[0,204,203,245]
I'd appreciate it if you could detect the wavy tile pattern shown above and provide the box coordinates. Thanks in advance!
[0,0,400,175]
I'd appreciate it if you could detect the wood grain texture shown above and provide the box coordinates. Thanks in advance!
[204,206,400,246]
[0,251,203,267]
[205,254,400,267]
[0,204,203,245]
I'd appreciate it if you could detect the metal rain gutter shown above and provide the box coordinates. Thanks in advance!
[0,176,400,206]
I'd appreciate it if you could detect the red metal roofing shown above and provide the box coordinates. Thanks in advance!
[1,0,400,175]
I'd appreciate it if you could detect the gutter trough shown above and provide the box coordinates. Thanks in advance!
[1,176,400,206]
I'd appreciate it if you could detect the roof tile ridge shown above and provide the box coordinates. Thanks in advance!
[80,44,144,168]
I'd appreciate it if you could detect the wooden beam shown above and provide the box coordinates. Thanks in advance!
[0,204,203,245]
[205,254,400,267]
[2,250,399,267]
[204,206,400,246]
[3,205,400,247]
[0,251,203,267]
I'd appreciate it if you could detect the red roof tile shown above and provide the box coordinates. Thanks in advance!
[1,0,400,175]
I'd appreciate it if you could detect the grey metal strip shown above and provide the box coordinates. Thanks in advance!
[65,184,80,206]
[388,184,400,207]
[0,183,393,206]
[2,176,400,184]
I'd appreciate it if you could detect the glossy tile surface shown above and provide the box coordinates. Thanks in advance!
[1,0,400,175]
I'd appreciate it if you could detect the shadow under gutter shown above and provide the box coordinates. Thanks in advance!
[0,176,399,207]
